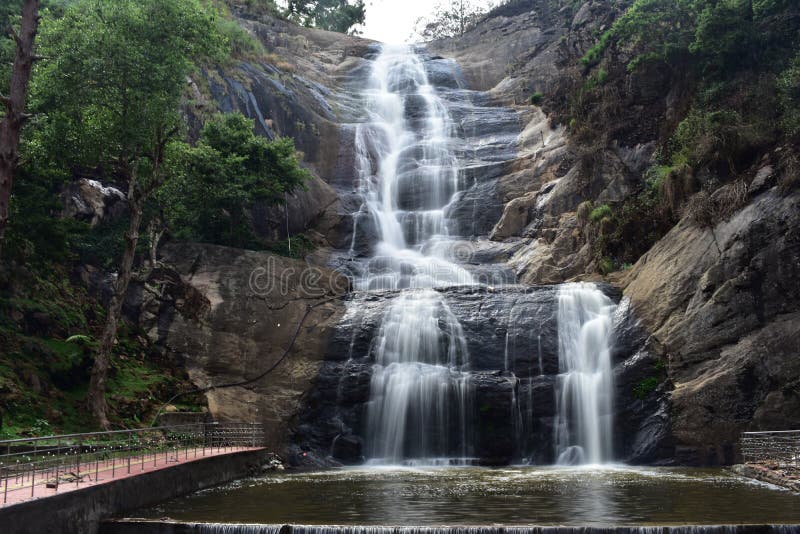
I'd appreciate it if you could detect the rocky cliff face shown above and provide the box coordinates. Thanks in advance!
[136,243,346,452]
[194,14,374,249]
[429,0,800,464]
[143,3,798,465]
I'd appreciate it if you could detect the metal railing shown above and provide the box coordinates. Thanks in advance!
[741,430,800,468]
[0,422,264,506]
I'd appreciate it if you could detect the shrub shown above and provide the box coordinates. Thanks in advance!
[598,257,614,275]
[683,181,748,228]
[217,18,265,58]
[683,190,715,228]
[589,204,613,223]
[634,376,660,400]
[580,29,612,68]
[529,92,543,105]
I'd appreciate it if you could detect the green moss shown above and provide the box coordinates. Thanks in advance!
[633,376,660,400]
[529,92,544,105]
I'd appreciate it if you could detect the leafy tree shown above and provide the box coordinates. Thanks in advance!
[285,0,365,34]
[159,113,310,249]
[413,0,491,41]
[0,0,40,260]
[31,0,224,428]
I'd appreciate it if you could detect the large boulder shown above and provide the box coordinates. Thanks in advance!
[143,243,347,453]
[61,179,127,226]
[624,188,800,464]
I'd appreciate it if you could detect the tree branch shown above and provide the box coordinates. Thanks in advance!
[7,25,22,48]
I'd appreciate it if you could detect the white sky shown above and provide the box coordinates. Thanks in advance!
[357,0,496,44]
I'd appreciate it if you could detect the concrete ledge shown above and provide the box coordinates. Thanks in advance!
[99,522,800,534]
[1,449,270,534]
[732,464,800,493]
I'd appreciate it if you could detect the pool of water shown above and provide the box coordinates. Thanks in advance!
[136,466,800,527]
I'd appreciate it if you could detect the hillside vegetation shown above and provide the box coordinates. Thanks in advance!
[556,0,799,270]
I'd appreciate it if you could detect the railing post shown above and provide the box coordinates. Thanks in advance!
[76,442,81,488]
[31,443,38,497]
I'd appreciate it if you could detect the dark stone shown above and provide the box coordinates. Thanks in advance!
[331,434,364,464]
[473,371,517,464]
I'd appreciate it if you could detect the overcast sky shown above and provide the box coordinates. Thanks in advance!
[358,0,497,44]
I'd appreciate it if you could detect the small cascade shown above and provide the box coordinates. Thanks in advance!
[352,44,471,291]
[365,290,472,463]
[554,283,617,465]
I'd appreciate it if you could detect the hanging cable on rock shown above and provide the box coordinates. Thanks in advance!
[150,292,348,427]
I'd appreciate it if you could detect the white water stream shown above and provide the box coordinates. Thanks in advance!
[554,283,617,465]
[353,45,616,465]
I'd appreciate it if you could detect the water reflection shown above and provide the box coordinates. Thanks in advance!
[139,467,800,526]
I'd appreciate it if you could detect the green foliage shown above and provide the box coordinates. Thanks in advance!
[0,263,202,437]
[589,184,677,269]
[3,164,86,265]
[587,0,797,77]
[597,257,614,275]
[589,204,613,223]
[216,17,265,58]
[580,29,613,68]
[286,0,365,34]
[582,68,608,92]
[778,55,800,139]
[159,113,310,249]
[529,92,544,105]
[266,233,317,259]
[634,376,660,400]
[669,109,768,171]
[31,0,225,180]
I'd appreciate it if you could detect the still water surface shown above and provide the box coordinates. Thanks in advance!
[139,466,800,526]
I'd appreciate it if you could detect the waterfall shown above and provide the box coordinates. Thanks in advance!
[353,44,472,291]
[344,45,621,466]
[554,283,617,465]
[353,45,475,464]
[365,290,472,463]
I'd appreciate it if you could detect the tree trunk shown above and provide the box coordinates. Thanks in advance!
[87,128,172,428]
[87,189,143,429]
[0,0,40,260]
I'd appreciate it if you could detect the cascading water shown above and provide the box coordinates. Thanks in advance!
[352,45,475,464]
[554,283,617,465]
[352,45,472,291]
[365,291,472,462]
[336,45,621,467]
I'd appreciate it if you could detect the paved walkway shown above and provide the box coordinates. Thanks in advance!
[1,446,265,507]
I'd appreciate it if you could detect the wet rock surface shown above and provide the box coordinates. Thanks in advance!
[295,285,661,465]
